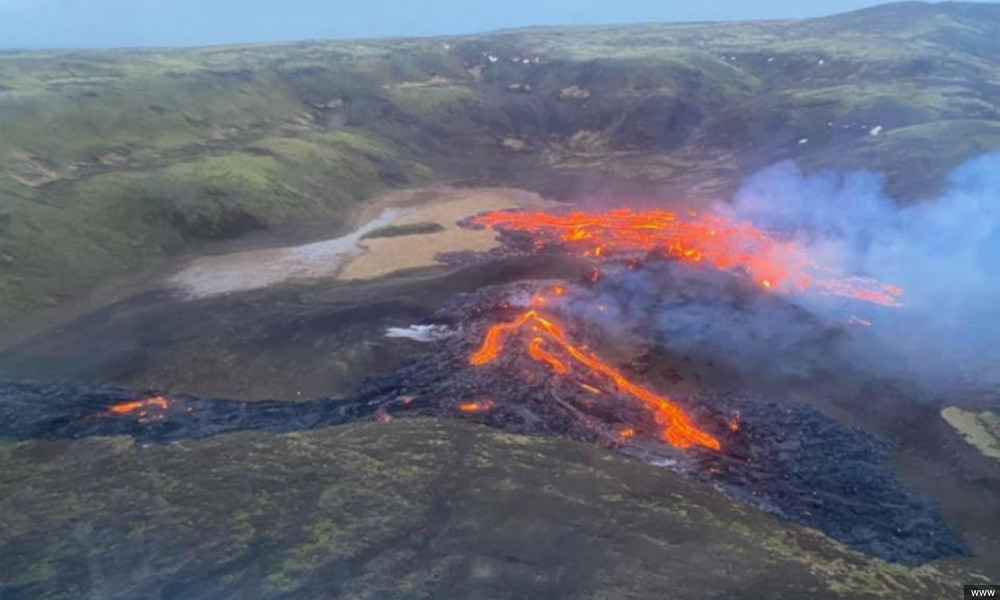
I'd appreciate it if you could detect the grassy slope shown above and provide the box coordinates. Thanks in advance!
[0,419,984,599]
[1,2,999,322]
[0,43,469,320]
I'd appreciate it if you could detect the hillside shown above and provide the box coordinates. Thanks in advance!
[1,1,999,322]
[1,418,983,599]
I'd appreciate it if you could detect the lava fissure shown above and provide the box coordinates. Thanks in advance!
[471,209,903,307]
[109,396,169,415]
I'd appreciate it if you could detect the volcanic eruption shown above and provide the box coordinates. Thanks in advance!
[449,205,908,455]
[6,199,974,566]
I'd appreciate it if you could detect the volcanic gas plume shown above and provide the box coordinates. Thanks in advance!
[720,155,1000,393]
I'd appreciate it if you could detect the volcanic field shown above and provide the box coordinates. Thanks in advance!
[3,4,1000,598]
[4,192,998,591]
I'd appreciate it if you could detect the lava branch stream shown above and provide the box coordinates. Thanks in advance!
[472,209,903,307]
[469,309,721,451]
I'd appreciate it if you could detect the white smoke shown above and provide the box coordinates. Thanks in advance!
[723,153,1000,394]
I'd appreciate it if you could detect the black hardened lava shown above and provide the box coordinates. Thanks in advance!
[0,281,968,566]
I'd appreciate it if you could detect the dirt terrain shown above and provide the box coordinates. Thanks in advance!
[339,188,554,280]
[167,187,554,297]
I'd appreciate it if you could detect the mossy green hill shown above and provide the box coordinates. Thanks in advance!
[1,1,999,322]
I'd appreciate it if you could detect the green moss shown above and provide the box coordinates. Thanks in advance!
[788,83,992,121]
[0,68,303,165]
[0,420,986,599]
[0,129,430,321]
[803,120,1000,199]
[386,84,478,127]
[9,558,57,587]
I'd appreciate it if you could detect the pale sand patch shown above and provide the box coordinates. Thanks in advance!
[941,406,1000,461]
[337,187,553,281]
[168,186,551,298]
[170,208,407,298]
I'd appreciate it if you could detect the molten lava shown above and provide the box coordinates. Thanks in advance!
[470,310,721,451]
[458,400,495,413]
[528,337,569,374]
[472,209,902,307]
[109,396,169,415]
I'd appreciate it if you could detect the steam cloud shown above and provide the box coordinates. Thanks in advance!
[563,153,1000,399]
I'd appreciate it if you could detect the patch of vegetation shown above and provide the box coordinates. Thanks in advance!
[361,221,445,240]
[802,120,1000,199]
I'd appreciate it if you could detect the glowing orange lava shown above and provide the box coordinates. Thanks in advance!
[472,209,902,307]
[729,412,742,433]
[458,400,495,413]
[528,337,568,374]
[109,396,169,415]
[470,310,721,451]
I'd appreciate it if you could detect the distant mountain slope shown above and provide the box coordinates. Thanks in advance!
[1,1,998,322]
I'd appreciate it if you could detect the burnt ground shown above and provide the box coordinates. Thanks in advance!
[0,257,590,400]
[0,280,977,566]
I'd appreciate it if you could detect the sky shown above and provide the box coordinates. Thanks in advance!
[0,0,988,49]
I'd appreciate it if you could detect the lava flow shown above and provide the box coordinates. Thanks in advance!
[109,396,169,415]
[108,396,172,423]
[469,309,721,451]
[458,400,495,413]
[472,208,903,307]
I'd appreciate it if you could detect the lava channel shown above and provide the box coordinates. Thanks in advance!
[469,309,721,451]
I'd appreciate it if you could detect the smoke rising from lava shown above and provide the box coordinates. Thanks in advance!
[719,153,1000,395]
[561,153,1000,397]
